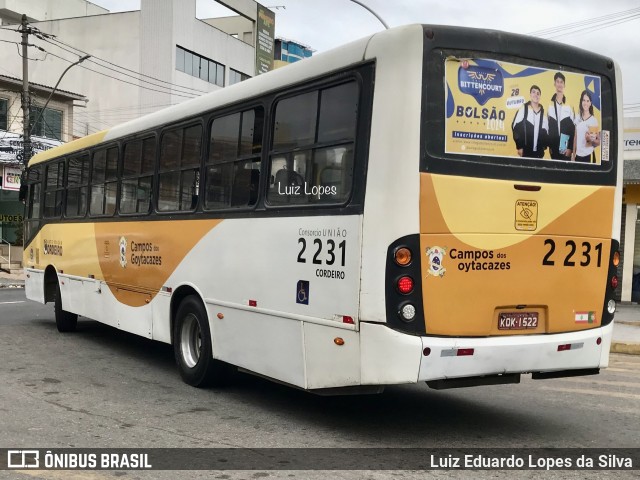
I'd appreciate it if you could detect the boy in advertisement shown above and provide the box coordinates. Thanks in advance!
[547,72,575,160]
[511,85,549,159]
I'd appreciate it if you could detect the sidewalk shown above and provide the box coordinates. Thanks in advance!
[2,270,639,354]
[611,303,640,355]
[0,270,25,288]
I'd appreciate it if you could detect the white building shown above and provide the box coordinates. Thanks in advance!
[0,0,267,139]
[620,116,640,302]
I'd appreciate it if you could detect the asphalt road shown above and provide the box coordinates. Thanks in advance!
[1,288,639,479]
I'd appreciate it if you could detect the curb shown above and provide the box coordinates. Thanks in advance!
[611,341,640,355]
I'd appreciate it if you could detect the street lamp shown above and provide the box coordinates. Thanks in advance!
[348,0,389,30]
[27,54,90,154]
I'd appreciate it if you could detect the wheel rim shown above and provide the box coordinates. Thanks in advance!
[180,313,202,368]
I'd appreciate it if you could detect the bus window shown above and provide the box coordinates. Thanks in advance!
[120,137,155,214]
[158,124,202,212]
[65,154,89,218]
[43,160,65,218]
[205,107,263,210]
[90,147,118,216]
[267,81,358,206]
[25,165,42,241]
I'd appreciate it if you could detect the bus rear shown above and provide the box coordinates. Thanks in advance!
[382,26,621,388]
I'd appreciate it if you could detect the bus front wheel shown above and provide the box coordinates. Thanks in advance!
[54,283,78,332]
[173,295,233,387]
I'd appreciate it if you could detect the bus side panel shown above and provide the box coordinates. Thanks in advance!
[209,304,306,388]
[167,216,363,387]
[24,268,45,304]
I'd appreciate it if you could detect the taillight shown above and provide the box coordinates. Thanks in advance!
[611,275,618,289]
[397,276,414,294]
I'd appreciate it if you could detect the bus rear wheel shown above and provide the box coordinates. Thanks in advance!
[173,295,233,387]
[54,283,78,332]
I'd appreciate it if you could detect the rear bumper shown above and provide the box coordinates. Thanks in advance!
[418,323,613,382]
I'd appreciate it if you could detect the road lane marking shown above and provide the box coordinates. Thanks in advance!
[606,368,632,372]
[563,377,640,388]
[540,386,640,400]
[0,301,25,304]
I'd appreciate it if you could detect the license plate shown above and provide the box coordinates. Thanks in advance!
[498,312,539,330]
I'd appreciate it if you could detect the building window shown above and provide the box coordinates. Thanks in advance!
[0,98,7,131]
[229,69,250,85]
[176,46,225,87]
[30,106,63,140]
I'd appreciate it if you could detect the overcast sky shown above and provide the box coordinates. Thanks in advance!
[92,0,640,116]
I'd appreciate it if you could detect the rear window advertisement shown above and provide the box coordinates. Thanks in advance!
[444,57,609,165]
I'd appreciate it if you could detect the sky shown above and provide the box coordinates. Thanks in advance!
[91,0,640,117]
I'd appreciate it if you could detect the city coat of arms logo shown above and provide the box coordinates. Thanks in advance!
[425,246,447,277]
[119,236,127,268]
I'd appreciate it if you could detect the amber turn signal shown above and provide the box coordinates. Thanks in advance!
[334,337,345,346]
[613,251,620,267]
[394,247,412,266]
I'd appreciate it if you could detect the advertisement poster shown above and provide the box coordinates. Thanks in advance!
[255,5,275,75]
[1,165,21,191]
[0,131,63,163]
[445,57,606,164]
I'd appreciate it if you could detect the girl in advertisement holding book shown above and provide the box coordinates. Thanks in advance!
[572,90,600,163]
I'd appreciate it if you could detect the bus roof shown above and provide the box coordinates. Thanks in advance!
[27,24,383,167]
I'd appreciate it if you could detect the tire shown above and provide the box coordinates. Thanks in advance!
[173,295,234,387]
[54,282,78,332]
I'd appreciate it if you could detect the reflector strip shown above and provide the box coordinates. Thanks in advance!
[558,342,584,352]
[161,286,172,293]
[441,348,475,357]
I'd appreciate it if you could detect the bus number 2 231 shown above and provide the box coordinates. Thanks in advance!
[542,239,603,267]
[297,238,346,266]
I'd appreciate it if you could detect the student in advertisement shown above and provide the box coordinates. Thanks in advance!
[511,85,549,159]
[572,89,600,163]
[547,72,575,160]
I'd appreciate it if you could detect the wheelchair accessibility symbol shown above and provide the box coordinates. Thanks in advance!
[297,280,309,305]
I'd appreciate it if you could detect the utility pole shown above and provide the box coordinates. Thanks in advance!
[20,14,31,166]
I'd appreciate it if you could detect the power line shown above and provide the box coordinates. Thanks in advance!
[48,35,210,95]
[529,7,640,36]
[36,47,198,99]
[31,28,210,96]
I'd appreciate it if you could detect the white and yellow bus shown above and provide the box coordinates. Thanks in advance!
[22,24,622,393]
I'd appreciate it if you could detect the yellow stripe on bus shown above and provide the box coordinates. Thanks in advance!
[29,130,109,166]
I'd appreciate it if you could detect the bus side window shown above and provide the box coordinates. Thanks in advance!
[90,146,118,216]
[120,137,155,215]
[25,165,42,241]
[205,107,263,210]
[158,124,202,212]
[43,160,65,219]
[65,154,89,218]
[267,81,358,206]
